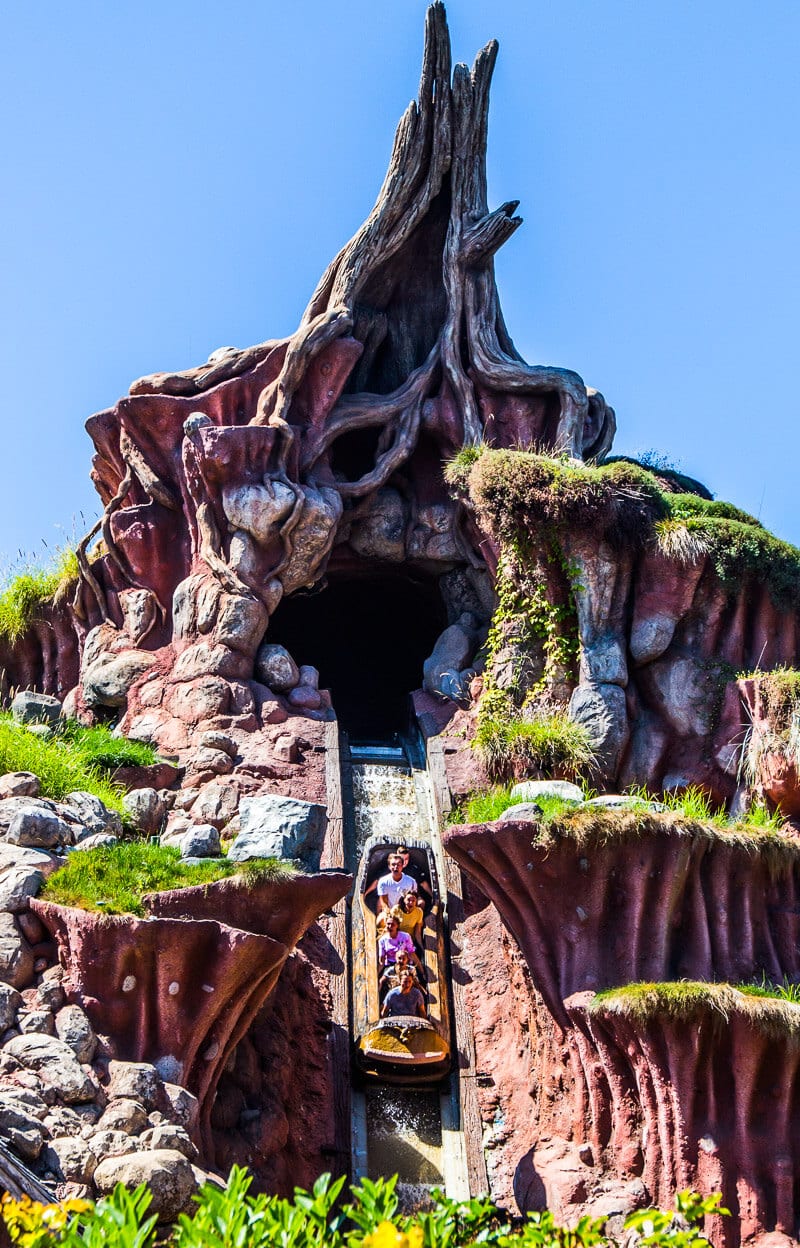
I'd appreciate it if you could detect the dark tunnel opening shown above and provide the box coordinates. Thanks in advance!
[267,573,447,739]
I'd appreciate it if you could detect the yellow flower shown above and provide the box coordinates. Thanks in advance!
[362,1222,425,1248]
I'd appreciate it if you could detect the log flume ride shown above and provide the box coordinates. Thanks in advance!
[352,835,451,1085]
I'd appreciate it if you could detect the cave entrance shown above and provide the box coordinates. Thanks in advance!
[267,573,447,739]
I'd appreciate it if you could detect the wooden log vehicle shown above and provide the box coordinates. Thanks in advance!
[352,835,451,1084]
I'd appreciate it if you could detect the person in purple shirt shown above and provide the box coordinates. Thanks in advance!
[377,916,423,978]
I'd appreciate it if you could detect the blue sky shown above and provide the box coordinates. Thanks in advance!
[1,0,798,568]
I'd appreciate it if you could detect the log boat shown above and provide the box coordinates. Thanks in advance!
[352,834,451,1083]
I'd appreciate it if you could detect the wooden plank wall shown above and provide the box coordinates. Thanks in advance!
[427,736,489,1198]
[321,719,352,1179]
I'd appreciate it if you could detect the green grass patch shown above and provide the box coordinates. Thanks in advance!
[59,721,160,772]
[450,783,519,824]
[460,449,668,549]
[0,547,79,643]
[604,453,713,499]
[591,979,800,1042]
[738,974,800,1005]
[41,842,294,916]
[0,715,126,819]
[450,447,800,613]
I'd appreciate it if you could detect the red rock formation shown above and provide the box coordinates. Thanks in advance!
[445,815,800,1019]
[31,870,351,1152]
[446,815,800,1243]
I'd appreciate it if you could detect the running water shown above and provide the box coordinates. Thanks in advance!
[365,1086,443,1199]
[351,763,420,856]
[349,750,452,1207]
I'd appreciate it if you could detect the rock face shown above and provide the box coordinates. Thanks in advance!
[32,871,350,1151]
[1,5,800,1243]
[446,813,800,1244]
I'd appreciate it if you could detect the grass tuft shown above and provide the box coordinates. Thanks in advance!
[0,715,126,818]
[653,518,710,565]
[590,980,800,1043]
[450,783,519,825]
[59,721,159,772]
[473,704,596,782]
[0,548,79,643]
[41,842,294,916]
[738,974,800,1005]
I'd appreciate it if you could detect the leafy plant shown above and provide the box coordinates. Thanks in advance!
[0,1169,731,1248]
[498,1210,607,1248]
[738,973,800,1005]
[625,1191,728,1248]
[657,786,726,827]
[1,1184,156,1248]
[41,842,294,917]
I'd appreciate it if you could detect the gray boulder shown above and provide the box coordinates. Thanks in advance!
[0,843,57,913]
[96,1098,148,1136]
[3,1122,45,1161]
[179,825,220,859]
[0,1098,47,1149]
[18,1010,55,1036]
[162,1083,199,1133]
[42,1135,97,1183]
[584,794,665,812]
[89,1129,140,1159]
[106,1060,162,1110]
[190,782,238,829]
[0,984,22,1030]
[64,792,123,839]
[4,1033,97,1103]
[72,832,118,852]
[82,650,156,710]
[55,1005,96,1064]
[0,773,40,799]
[6,808,74,850]
[254,643,299,693]
[11,692,61,726]
[0,914,34,989]
[42,1105,85,1137]
[510,779,584,805]
[122,788,165,836]
[348,488,406,561]
[423,614,478,704]
[497,802,544,823]
[568,681,629,780]
[198,731,237,759]
[229,794,327,869]
[92,1148,197,1221]
[138,1124,198,1160]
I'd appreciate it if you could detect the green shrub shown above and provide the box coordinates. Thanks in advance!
[40,842,293,917]
[0,547,79,643]
[464,450,668,549]
[0,715,126,819]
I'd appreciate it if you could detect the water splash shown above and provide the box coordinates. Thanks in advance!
[352,763,420,854]
[365,1087,443,1186]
